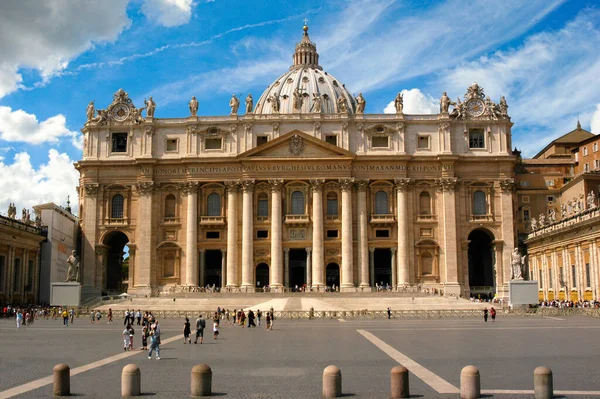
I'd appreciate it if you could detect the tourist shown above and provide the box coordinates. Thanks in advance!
[183,317,191,344]
[240,310,246,327]
[213,311,220,328]
[225,309,230,323]
[148,319,161,360]
[90,310,95,324]
[108,308,113,323]
[123,325,131,351]
[194,314,206,344]
[387,307,391,319]
[136,309,142,325]
[62,308,69,327]
[268,311,274,330]
[248,309,256,327]
[213,318,219,339]
[490,307,496,322]
[124,310,129,326]
[128,324,135,350]
[95,310,102,323]
[69,308,75,324]
[141,324,148,350]
[265,311,271,331]
[257,309,262,326]
[232,309,237,325]
[16,309,23,328]
[483,308,488,322]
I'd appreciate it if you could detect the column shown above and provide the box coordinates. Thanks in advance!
[340,178,354,291]
[183,183,198,286]
[391,247,397,288]
[136,182,155,294]
[369,248,375,287]
[306,247,312,288]
[499,179,516,299]
[241,180,255,291]
[199,249,206,288]
[591,241,598,300]
[437,177,460,296]
[221,249,227,289]
[269,179,284,290]
[357,181,370,288]
[225,181,239,288]
[310,179,325,289]
[284,248,290,288]
[395,179,411,287]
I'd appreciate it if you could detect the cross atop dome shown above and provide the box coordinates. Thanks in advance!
[292,20,321,70]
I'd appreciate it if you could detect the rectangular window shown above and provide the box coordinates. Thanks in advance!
[111,133,128,153]
[375,229,390,238]
[546,196,555,203]
[257,198,269,217]
[256,136,269,146]
[545,180,555,187]
[521,196,530,203]
[595,160,600,169]
[594,143,598,152]
[371,136,389,148]
[469,128,485,149]
[166,139,178,152]
[583,147,588,156]
[325,135,337,146]
[417,135,430,149]
[559,267,564,287]
[584,163,590,172]
[586,263,591,287]
[0,255,5,293]
[539,269,543,288]
[256,230,269,239]
[327,199,338,216]
[13,258,21,292]
[326,230,339,238]
[548,269,553,289]
[575,152,579,162]
[206,231,220,239]
[572,265,577,288]
[205,138,222,150]
[523,209,530,221]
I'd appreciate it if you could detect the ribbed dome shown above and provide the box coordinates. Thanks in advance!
[254,25,356,115]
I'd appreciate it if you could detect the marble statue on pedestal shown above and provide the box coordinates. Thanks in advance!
[355,93,366,114]
[86,101,95,121]
[312,93,322,113]
[229,94,240,114]
[189,96,199,116]
[511,248,526,280]
[65,250,80,283]
[440,92,450,113]
[144,97,156,118]
[245,94,253,114]
[394,92,403,113]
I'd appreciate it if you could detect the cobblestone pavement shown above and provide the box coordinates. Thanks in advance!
[1,315,600,398]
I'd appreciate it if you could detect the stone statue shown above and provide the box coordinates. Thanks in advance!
[530,217,537,231]
[337,96,348,113]
[450,98,465,119]
[65,250,80,283]
[511,248,526,280]
[25,209,31,223]
[21,208,26,221]
[561,203,568,219]
[394,92,403,113]
[245,94,253,114]
[95,109,108,125]
[189,96,199,116]
[7,202,16,219]
[269,94,280,113]
[86,101,95,121]
[229,94,240,114]
[131,107,145,124]
[355,93,366,114]
[548,208,556,223]
[573,198,581,214]
[292,88,303,111]
[440,92,450,113]
[466,82,485,100]
[144,97,156,118]
[312,93,322,113]
[484,96,498,120]
[499,96,508,117]
[538,214,546,227]
[587,191,596,209]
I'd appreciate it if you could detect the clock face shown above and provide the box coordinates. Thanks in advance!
[112,104,130,122]
[467,98,485,117]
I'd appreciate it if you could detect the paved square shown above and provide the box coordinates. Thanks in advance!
[1,315,600,398]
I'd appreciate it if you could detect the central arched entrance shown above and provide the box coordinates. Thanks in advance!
[204,250,223,288]
[326,263,340,289]
[468,229,495,299]
[374,248,392,287]
[255,263,269,288]
[102,231,129,293]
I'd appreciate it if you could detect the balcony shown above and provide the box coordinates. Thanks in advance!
[200,216,225,226]
[417,214,437,223]
[470,214,493,222]
[285,214,310,226]
[370,214,395,225]
[106,218,128,225]
[162,217,181,225]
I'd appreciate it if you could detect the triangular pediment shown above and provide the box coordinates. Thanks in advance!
[238,130,355,160]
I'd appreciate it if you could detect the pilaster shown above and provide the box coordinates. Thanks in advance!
[181,182,199,287]
[310,179,325,289]
[395,178,411,286]
[356,180,370,288]
[241,180,255,291]
[435,177,460,296]
[225,181,239,288]
[135,182,155,294]
[270,179,284,290]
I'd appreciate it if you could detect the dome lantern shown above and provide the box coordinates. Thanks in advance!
[291,23,321,70]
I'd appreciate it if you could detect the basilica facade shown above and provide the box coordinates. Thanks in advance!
[76,25,517,299]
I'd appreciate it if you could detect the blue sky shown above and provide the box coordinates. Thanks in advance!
[1,0,599,215]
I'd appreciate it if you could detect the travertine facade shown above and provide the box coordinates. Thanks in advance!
[76,26,517,298]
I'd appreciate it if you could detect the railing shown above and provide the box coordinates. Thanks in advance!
[256,216,268,222]
[106,218,127,225]
[470,214,493,222]
[0,215,43,235]
[370,214,395,224]
[200,216,225,225]
[417,214,437,222]
[162,217,181,224]
[285,214,310,224]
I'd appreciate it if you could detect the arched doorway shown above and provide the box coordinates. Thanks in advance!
[255,263,269,288]
[468,229,495,298]
[103,231,129,293]
[326,263,340,289]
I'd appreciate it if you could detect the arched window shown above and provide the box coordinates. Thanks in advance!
[207,193,221,216]
[419,191,431,215]
[164,194,176,218]
[473,190,487,215]
[257,192,269,217]
[327,192,338,216]
[375,191,389,214]
[291,191,305,214]
[111,194,124,218]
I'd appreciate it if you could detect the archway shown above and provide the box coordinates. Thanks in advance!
[102,231,129,293]
[326,263,340,289]
[467,229,495,298]
[255,263,269,288]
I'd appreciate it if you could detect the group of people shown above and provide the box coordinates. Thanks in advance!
[483,307,497,322]
[539,300,600,308]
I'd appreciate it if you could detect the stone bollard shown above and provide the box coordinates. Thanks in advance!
[460,365,480,399]
[191,364,212,397]
[323,365,342,398]
[53,363,70,396]
[534,366,553,399]
[121,364,141,397]
[390,366,409,398]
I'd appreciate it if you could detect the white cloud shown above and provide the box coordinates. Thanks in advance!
[0,0,130,98]
[591,105,600,135]
[142,0,194,27]
[0,106,80,146]
[383,89,438,114]
[0,150,79,217]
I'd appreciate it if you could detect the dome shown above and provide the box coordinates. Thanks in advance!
[254,25,356,115]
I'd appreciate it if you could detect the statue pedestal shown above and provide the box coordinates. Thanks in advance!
[51,282,82,307]
[509,280,538,307]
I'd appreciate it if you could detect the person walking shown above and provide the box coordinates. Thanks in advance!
[69,308,75,324]
[232,309,237,325]
[90,310,95,324]
[483,308,489,322]
[213,319,219,340]
[265,312,271,331]
[248,310,256,328]
[136,310,142,326]
[183,317,192,344]
[490,307,496,322]
[123,325,131,351]
[95,310,102,323]
[194,314,206,344]
[108,308,113,323]
[124,310,129,326]
[387,307,391,319]
[148,319,161,360]
[141,324,148,350]
[257,309,262,326]
[62,309,69,327]
[16,310,23,329]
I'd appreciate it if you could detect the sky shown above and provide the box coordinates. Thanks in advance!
[0,0,599,217]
